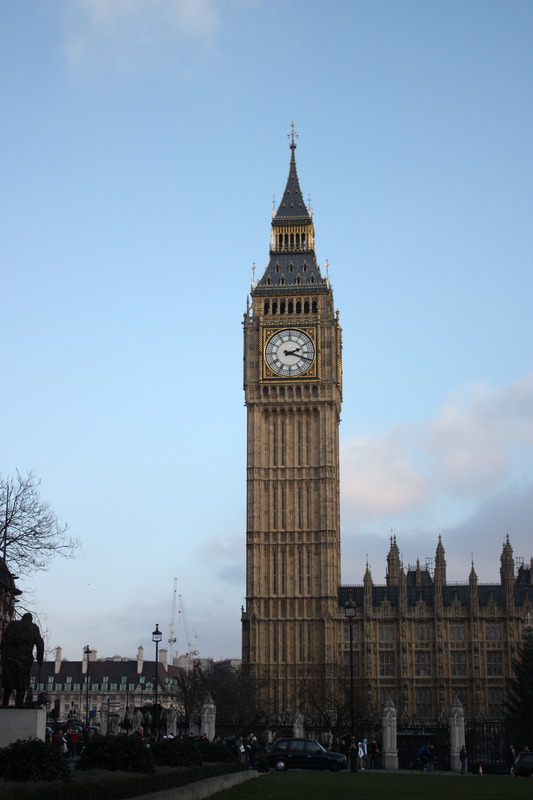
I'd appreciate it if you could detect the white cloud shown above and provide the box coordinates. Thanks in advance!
[64,0,222,74]
[340,425,429,519]
[341,374,533,522]
[429,376,533,495]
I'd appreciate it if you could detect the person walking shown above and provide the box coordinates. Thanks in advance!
[459,745,467,774]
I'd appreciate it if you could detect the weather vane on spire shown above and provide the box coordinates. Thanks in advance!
[288,121,298,147]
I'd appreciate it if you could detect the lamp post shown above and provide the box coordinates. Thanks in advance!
[84,645,91,729]
[152,624,162,739]
[344,599,357,773]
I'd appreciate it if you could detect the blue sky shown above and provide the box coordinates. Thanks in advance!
[1,0,532,663]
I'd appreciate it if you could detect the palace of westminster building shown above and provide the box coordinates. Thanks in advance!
[241,130,532,724]
[1,133,530,733]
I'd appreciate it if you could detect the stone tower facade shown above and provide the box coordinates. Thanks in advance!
[241,131,343,717]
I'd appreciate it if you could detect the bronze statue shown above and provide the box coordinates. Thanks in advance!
[1,613,44,708]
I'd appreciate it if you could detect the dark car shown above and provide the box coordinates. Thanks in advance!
[267,737,347,772]
[514,751,533,777]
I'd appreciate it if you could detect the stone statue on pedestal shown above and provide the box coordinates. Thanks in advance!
[1,613,44,708]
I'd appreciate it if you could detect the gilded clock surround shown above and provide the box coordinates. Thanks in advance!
[261,324,319,380]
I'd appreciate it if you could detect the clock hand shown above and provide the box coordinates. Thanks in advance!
[283,348,313,362]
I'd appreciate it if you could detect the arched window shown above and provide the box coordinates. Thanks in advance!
[280,300,286,314]
[304,301,310,314]
[264,301,270,315]
[296,300,302,313]
[288,300,293,314]
[312,300,318,313]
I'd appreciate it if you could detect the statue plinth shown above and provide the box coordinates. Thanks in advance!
[0,708,47,747]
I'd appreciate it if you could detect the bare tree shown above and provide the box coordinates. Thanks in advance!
[0,470,79,577]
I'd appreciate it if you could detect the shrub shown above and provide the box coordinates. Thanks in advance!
[76,734,154,773]
[197,739,234,763]
[152,736,202,767]
[0,738,70,782]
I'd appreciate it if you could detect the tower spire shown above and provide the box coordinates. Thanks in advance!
[255,127,327,292]
[288,120,298,149]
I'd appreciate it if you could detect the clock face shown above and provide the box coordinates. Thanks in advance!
[265,329,315,377]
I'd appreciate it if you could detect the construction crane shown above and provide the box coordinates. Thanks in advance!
[179,593,199,656]
[168,578,177,664]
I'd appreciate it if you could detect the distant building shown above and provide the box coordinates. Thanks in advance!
[30,645,187,733]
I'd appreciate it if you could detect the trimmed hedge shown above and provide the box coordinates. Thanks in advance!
[197,740,234,764]
[0,738,70,782]
[76,735,154,774]
[152,736,202,767]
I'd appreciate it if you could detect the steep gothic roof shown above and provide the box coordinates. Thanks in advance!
[253,137,328,295]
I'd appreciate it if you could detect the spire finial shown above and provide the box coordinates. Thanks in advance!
[288,121,298,149]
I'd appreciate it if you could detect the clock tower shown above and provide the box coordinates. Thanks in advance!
[242,130,343,718]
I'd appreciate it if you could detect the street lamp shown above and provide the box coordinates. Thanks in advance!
[152,624,162,739]
[84,645,92,728]
[344,599,357,773]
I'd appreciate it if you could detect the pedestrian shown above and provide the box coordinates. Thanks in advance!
[459,745,467,774]
[363,738,370,769]
[235,735,246,763]
[367,739,377,769]
[417,742,434,772]
[508,743,516,773]
[357,740,365,770]
[249,736,260,769]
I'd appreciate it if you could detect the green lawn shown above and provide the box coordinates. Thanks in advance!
[212,770,532,800]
